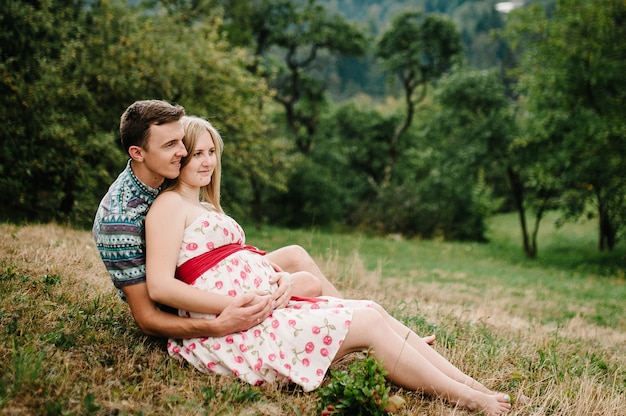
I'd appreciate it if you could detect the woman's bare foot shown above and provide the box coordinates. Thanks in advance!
[461,391,511,416]
[422,334,436,345]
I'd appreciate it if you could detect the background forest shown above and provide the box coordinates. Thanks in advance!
[1,0,625,258]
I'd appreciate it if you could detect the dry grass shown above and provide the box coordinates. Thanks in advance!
[0,223,624,415]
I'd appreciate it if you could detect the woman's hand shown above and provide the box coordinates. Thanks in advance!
[270,272,293,309]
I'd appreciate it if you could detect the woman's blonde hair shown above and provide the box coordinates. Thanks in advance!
[162,115,224,212]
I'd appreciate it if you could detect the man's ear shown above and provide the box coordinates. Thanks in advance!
[129,145,144,162]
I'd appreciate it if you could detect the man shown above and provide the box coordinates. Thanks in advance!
[93,100,341,339]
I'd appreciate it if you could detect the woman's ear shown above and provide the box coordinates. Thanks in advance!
[129,145,144,162]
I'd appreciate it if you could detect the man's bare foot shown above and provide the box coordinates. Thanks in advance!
[462,391,511,416]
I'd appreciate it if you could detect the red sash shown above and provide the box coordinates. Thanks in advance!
[176,243,266,285]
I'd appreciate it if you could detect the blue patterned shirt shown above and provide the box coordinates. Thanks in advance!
[93,160,160,300]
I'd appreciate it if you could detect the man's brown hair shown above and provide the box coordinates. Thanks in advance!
[119,100,185,152]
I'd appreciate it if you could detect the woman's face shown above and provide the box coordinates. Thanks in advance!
[179,131,217,188]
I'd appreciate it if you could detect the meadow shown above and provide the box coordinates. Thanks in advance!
[0,213,624,415]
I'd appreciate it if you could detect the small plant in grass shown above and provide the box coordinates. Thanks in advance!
[316,352,406,415]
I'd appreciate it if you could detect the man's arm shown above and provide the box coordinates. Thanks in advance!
[122,283,272,338]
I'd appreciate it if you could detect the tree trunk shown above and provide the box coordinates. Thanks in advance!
[507,166,536,258]
[596,191,615,251]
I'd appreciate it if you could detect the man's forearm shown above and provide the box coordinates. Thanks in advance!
[124,284,272,339]
[133,307,231,338]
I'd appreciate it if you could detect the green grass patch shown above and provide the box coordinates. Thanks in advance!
[0,219,624,415]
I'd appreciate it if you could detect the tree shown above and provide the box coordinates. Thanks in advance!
[374,10,463,188]
[242,0,368,154]
[0,0,272,227]
[407,69,511,241]
[502,0,626,250]
[0,0,118,226]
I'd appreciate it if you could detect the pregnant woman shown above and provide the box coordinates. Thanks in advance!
[144,116,512,416]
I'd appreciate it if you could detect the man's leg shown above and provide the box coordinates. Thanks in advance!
[266,245,342,297]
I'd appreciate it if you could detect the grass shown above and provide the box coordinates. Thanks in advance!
[0,212,624,415]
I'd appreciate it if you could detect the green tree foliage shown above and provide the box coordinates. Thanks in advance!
[222,0,368,154]
[375,11,463,188]
[415,69,511,241]
[0,0,121,226]
[363,69,510,241]
[502,0,626,250]
[0,0,270,227]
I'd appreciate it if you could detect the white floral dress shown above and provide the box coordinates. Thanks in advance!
[166,210,373,392]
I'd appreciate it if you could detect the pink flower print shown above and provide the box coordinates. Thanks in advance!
[345,320,352,328]
[269,332,276,341]
[235,356,244,364]
[186,242,198,251]
[293,304,302,309]
[215,281,223,290]
[254,358,263,372]
[254,380,264,386]
[234,279,241,287]
[233,369,240,376]
[223,228,229,236]
[305,342,315,354]
[207,362,216,370]
[206,241,215,250]
[320,348,329,357]
[280,351,286,359]
[254,276,263,288]
[225,335,234,344]
[271,319,280,329]
[288,319,296,327]
[231,258,240,266]
[239,344,248,353]
[253,329,262,338]
[167,341,171,348]
[323,335,333,346]
[301,377,309,384]
[302,358,310,367]
[268,353,276,362]
[202,220,210,228]
[172,345,181,354]
[244,264,251,273]
[239,271,247,280]
[311,303,320,309]
[228,290,237,297]
[316,369,324,376]
[188,343,196,350]
[284,363,291,370]
[312,326,321,335]
[200,337,208,342]
[213,343,221,350]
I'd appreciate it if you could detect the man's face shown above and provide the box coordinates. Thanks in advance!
[141,121,187,184]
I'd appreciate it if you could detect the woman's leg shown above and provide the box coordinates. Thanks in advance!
[266,245,342,298]
[369,303,496,394]
[336,307,511,416]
